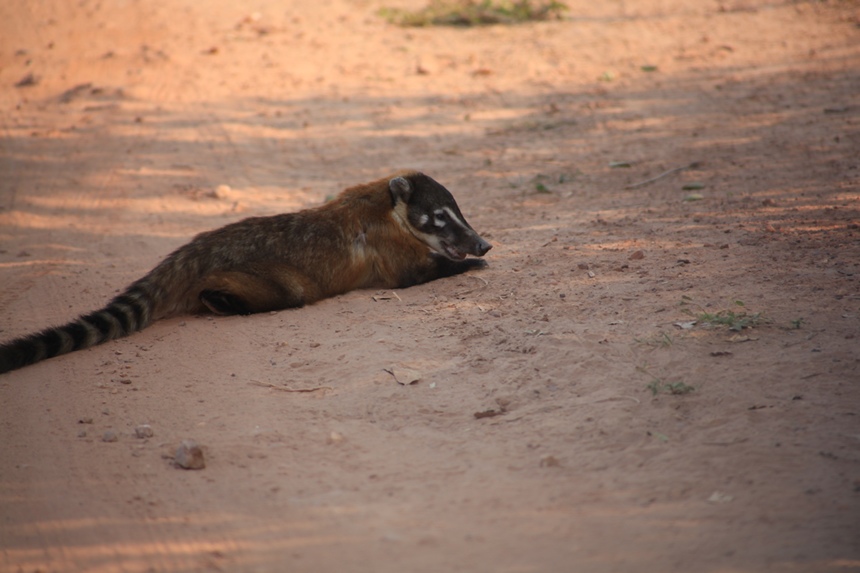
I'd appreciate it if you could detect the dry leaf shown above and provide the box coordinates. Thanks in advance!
[728,334,759,343]
[474,409,503,419]
[385,366,422,385]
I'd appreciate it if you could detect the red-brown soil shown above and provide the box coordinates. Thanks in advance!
[1,1,859,571]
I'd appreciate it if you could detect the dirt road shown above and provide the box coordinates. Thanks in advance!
[1,1,858,571]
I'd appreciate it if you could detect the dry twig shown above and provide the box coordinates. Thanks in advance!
[625,161,701,189]
[249,380,333,393]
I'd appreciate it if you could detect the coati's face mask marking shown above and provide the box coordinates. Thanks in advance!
[389,174,492,261]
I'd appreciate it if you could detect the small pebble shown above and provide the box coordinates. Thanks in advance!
[135,424,154,439]
[102,430,118,443]
[15,73,38,87]
[174,440,206,470]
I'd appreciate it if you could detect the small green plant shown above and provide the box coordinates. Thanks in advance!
[379,0,568,27]
[665,381,696,395]
[646,379,695,396]
[635,331,674,349]
[529,173,562,194]
[682,298,763,332]
[598,70,616,82]
[697,310,762,331]
[639,365,694,396]
[790,318,804,329]
[650,431,670,442]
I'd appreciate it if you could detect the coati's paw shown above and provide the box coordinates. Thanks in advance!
[464,258,489,269]
[435,254,488,269]
[428,253,489,280]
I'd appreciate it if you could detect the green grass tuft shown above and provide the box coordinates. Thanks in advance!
[646,379,695,396]
[380,0,568,27]
[697,310,762,332]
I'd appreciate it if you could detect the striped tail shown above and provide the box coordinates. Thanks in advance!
[0,285,155,374]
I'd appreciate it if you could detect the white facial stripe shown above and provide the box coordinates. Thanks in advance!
[419,214,429,226]
[442,206,468,230]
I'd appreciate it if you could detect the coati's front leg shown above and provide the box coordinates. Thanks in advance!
[397,254,487,289]
[429,254,488,280]
[198,266,311,315]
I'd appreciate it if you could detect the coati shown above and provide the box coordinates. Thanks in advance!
[0,171,491,374]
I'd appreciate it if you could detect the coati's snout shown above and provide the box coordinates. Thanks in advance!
[439,228,492,260]
[471,235,493,257]
[390,173,492,261]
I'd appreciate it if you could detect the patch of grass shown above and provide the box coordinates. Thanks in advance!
[636,364,696,396]
[379,0,568,27]
[665,381,696,395]
[682,298,764,332]
[646,379,695,396]
[527,173,573,194]
[697,310,762,331]
[635,331,674,349]
[598,70,616,82]
[648,431,669,442]
[645,379,662,396]
[639,365,695,396]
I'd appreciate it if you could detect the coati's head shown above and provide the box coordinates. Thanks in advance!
[389,172,492,260]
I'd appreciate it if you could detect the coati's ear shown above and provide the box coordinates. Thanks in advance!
[389,176,412,204]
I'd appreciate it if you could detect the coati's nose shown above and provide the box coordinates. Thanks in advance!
[474,237,492,257]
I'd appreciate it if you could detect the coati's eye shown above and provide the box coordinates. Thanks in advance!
[433,209,448,228]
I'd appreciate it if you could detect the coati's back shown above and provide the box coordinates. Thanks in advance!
[0,171,491,374]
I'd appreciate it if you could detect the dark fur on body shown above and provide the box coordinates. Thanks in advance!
[0,171,491,374]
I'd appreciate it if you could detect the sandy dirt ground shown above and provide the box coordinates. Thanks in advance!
[1,0,859,571]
